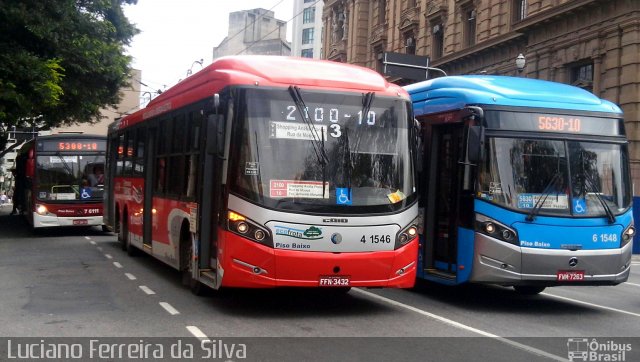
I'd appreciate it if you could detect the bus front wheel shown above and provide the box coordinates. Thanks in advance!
[513,286,546,295]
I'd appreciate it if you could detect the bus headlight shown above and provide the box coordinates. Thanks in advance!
[395,218,419,250]
[227,210,273,247]
[622,224,635,247]
[476,214,518,246]
[35,204,55,216]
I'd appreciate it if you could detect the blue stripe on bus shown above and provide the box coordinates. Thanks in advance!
[475,199,632,250]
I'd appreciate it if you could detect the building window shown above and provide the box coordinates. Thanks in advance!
[301,49,314,58]
[432,24,444,60]
[302,28,314,45]
[405,34,416,55]
[571,62,594,92]
[464,7,476,47]
[378,0,386,25]
[514,0,527,22]
[407,0,416,8]
[303,7,315,24]
[374,46,385,74]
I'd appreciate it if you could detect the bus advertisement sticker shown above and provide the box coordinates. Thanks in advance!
[80,188,92,199]
[270,180,329,199]
[336,188,352,205]
[244,162,259,175]
[573,198,587,214]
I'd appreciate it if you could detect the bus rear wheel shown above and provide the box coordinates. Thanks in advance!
[513,286,546,295]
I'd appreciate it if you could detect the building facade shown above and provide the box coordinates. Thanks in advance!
[53,68,142,136]
[213,8,291,59]
[292,0,325,58]
[322,0,640,189]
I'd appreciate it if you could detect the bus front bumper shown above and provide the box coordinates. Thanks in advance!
[33,212,104,228]
[220,233,418,289]
[470,233,632,286]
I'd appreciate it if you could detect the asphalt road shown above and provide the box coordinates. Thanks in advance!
[1,204,639,361]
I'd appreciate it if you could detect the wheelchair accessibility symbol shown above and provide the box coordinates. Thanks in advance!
[336,188,352,205]
[573,198,586,214]
[81,188,92,200]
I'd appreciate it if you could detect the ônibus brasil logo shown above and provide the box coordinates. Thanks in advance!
[567,338,632,361]
[274,226,323,240]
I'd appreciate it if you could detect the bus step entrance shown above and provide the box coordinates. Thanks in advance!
[199,270,218,289]
[425,268,456,280]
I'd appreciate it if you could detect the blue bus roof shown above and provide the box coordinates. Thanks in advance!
[405,75,622,116]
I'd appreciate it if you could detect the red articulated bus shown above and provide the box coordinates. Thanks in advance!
[14,134,107,230]
[105,55,419,294]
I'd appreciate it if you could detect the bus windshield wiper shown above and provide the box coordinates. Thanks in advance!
[583,173,616,224]
[287,85,329,197]
[525,172,561,222]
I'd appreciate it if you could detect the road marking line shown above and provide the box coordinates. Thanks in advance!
[125,273,136,280]
[113,262,123,268]
[354,289,567,362]
[159,302,180,315]
[105,254,113,259]
[624,282,640,288]
[186,326,209,340]
[84,237,91,240]
[89,241,96,245]
[97,247,103,252]
[541,292,640,318]
[139,285,155,295]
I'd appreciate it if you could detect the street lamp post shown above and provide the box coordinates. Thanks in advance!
[516,53,526,75]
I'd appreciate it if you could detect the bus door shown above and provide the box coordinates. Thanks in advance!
[143,127,155,248]
[424,122,465,279]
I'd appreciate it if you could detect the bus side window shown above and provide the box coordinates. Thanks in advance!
[156,157,166,193]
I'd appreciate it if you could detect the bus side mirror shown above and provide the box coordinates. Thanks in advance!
[467,126,484,164]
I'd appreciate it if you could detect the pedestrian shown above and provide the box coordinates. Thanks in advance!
[0,192,6,208]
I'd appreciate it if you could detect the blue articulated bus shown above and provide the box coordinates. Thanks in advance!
[406,76,634,294]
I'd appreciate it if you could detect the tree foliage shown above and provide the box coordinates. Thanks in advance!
[0,0,139,154]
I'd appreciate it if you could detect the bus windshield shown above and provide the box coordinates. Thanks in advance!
[36,154,105,202]
[230,87,416,213]
[478,137,631,217]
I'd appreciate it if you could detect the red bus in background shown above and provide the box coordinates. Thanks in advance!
[105,56,419,294]
[14,134,107,230]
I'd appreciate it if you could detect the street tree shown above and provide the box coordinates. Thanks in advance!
[0,0,139,157]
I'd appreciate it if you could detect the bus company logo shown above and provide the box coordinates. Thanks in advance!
[567,338,632,361]
[274,226,323,240]
[322,218,348,223]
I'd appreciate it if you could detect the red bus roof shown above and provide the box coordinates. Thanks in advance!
[118,56,407,130]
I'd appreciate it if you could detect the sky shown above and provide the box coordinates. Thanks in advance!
[123,0,294,99]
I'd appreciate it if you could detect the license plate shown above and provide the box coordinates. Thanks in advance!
[73,219,89,225]
[319,276,350,287]
[557,270,585,281]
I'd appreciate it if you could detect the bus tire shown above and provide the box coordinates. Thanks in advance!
[180,227,205,296]
[101,225,110,233]
[121,212,138,256]
[513,285,546,295]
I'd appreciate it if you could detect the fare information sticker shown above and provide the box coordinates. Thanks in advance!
[270,180,329,199]
[269,121,327,141]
